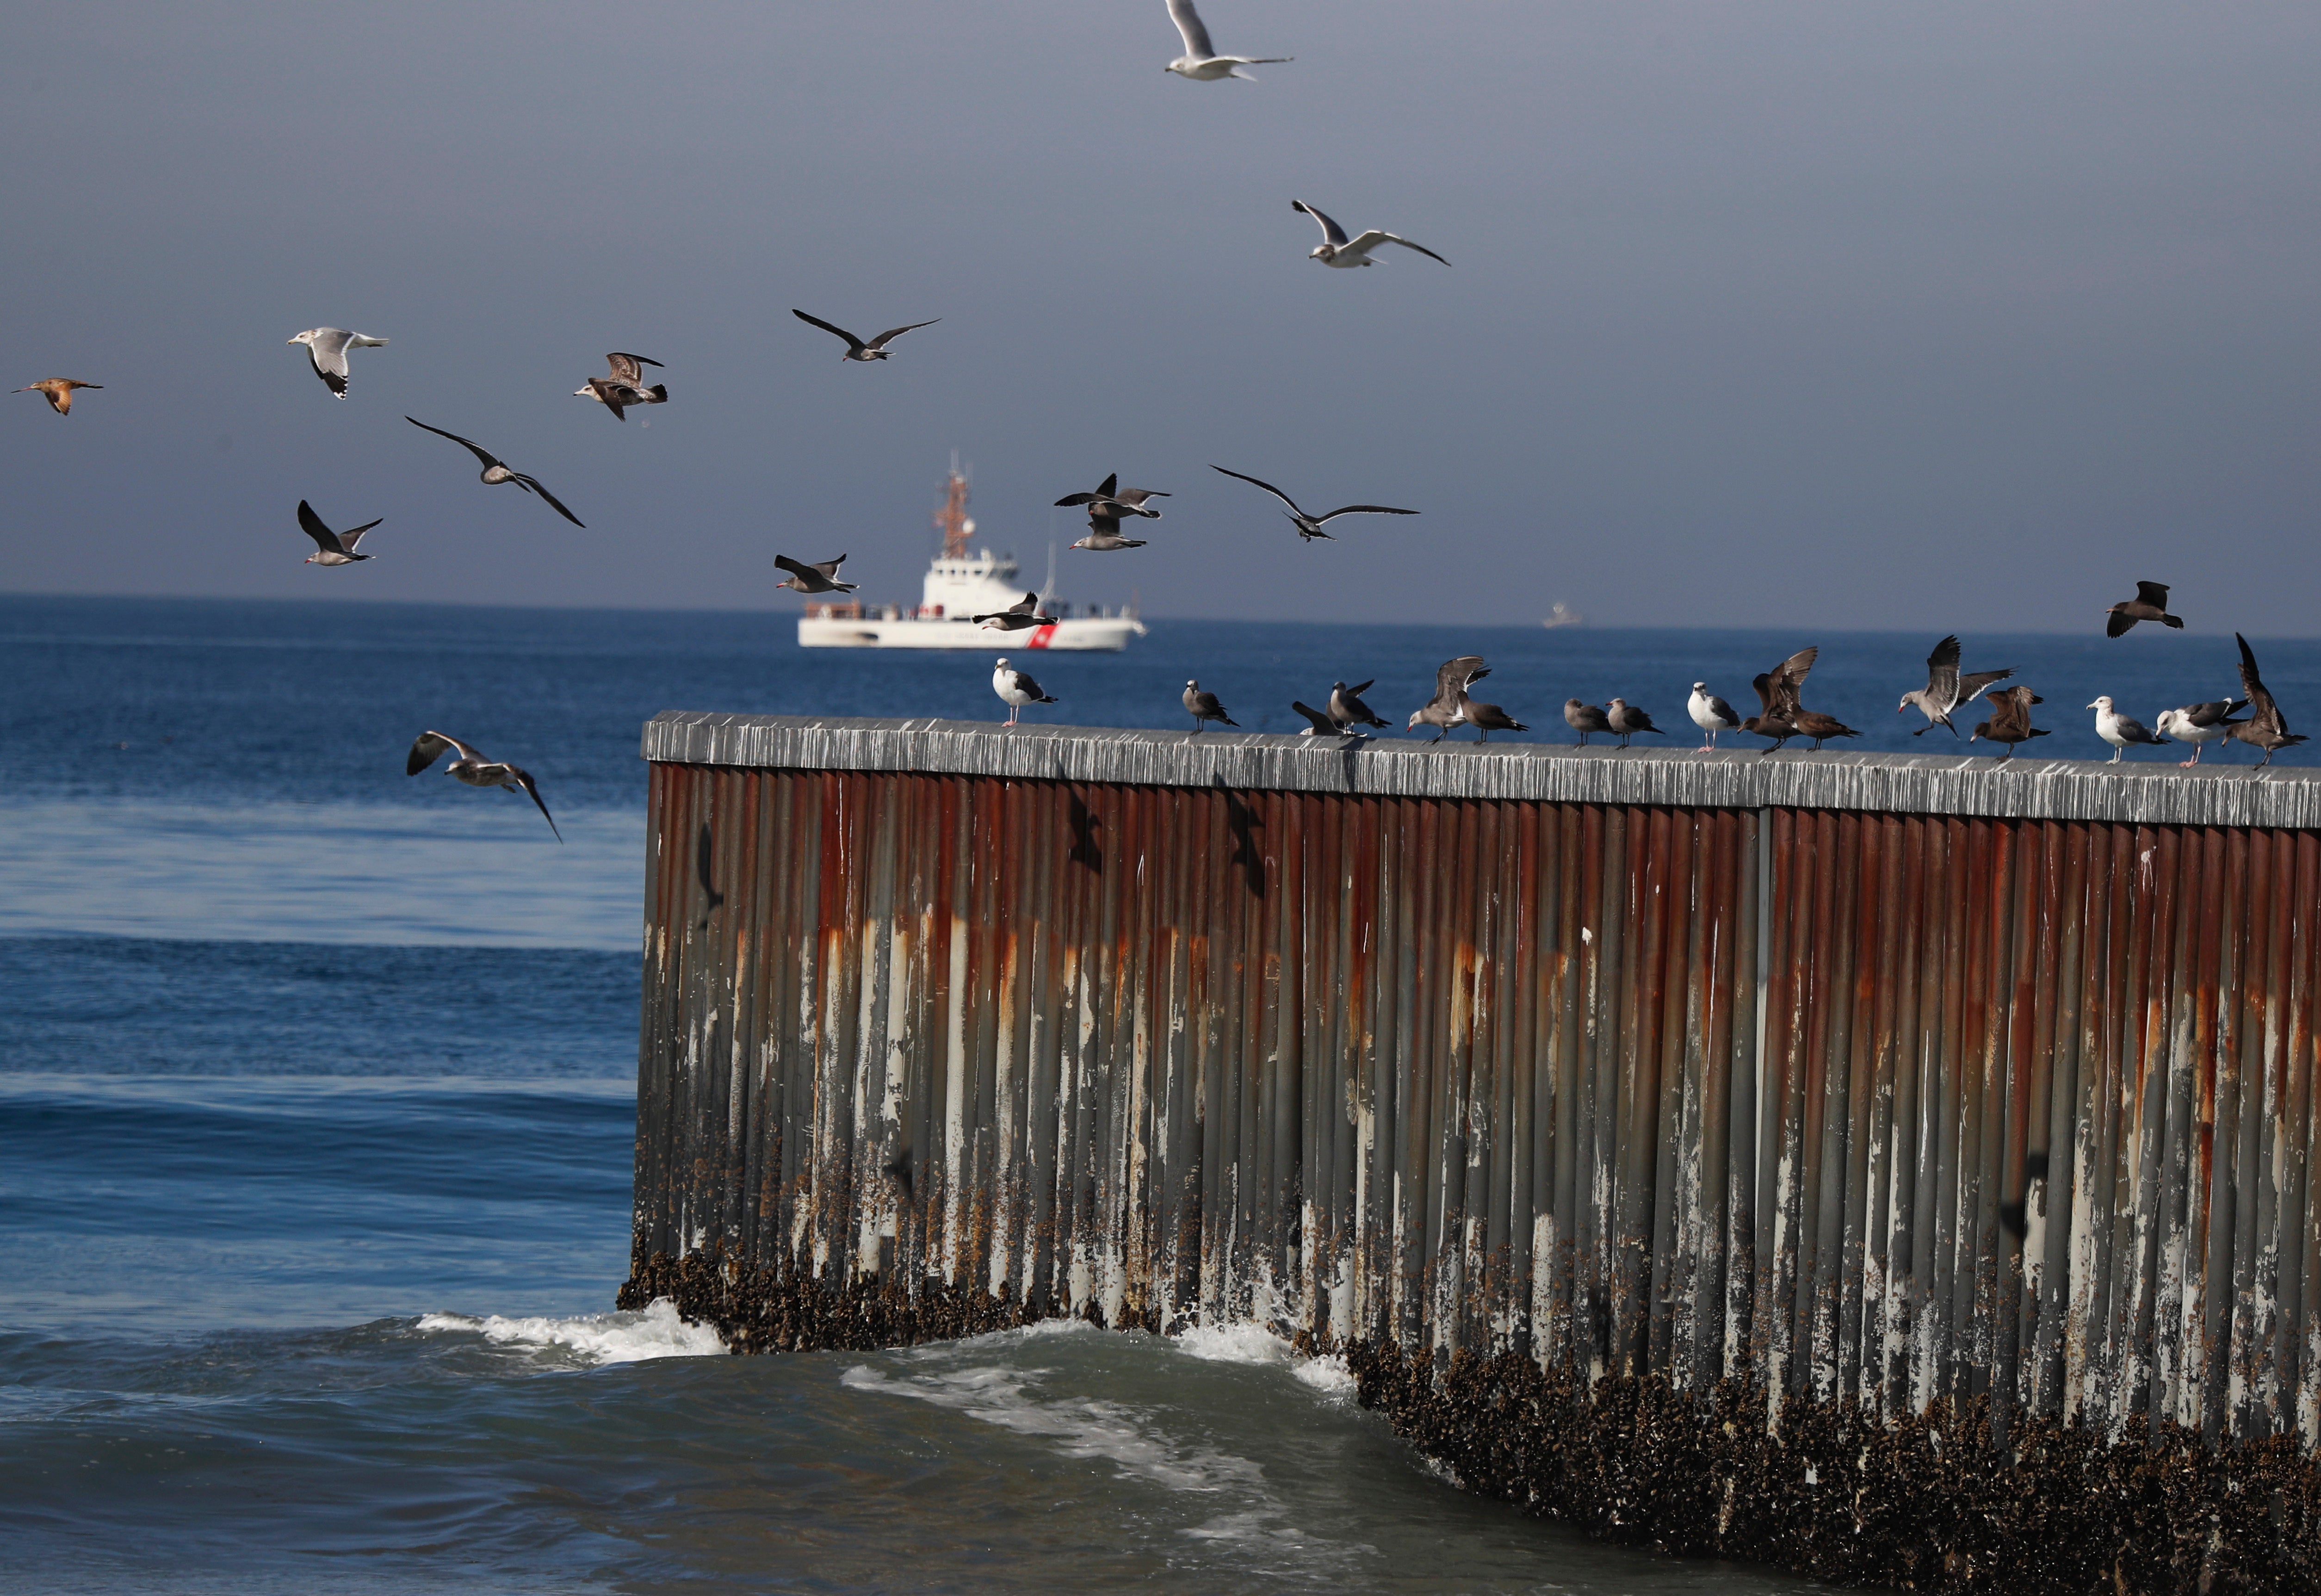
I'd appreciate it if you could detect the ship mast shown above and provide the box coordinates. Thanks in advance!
[933,454,972,560]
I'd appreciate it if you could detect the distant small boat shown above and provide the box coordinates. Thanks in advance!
[1541,602,1584,630]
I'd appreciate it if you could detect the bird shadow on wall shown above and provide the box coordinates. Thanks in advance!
[1213,776,1266,901]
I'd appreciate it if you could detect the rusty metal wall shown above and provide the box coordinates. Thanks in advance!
[634,758,2320,1445]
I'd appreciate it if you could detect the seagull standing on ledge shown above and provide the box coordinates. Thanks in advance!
[2227,633,2308,768]
[1971,686,2049,761]
[1687,683,1741,751]
[791,309,940,362]
[407,732,560,840]
[1164,0,1289,80]
[288,328,387,398]
[2154,699,2246,767]
[2089,697,2169,763]
[1184,680,1238,733]
[992,659,1056,727]
[1900,634,2014,736]
[1408,657,1485,742]
[1606,700,1663,749]
[1291,201,1450,268]
[296,500,383,567]
[1564,699,1613,747]
[1330,680,1388,733]
[14,378,100,415]
[774,555,856,594]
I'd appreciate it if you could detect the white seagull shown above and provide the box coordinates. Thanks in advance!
[1687,683,1742,751]
[1290,200,1450,268]
[2154,699,2246,767]
[992,658,1056,727]
[406,731,560,840]
[2089,696,2169,763]
[296,500,383,567]
[288,328,388,399]
[973,592,1057,632]
[1164,0,1290,80]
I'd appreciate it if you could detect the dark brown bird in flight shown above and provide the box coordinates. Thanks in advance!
[2105,581,2183,638]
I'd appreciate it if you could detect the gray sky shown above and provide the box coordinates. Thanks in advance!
[4,2,2315,630]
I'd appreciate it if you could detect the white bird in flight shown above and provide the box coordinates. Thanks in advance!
[288,328,388,399]
[1164,0,1290,80]
[296,500,383,567]
[1291,201,1450,268]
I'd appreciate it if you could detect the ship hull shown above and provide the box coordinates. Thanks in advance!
[797,616,1142,650]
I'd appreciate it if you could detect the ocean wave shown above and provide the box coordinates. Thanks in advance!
[415,1297,725,1366]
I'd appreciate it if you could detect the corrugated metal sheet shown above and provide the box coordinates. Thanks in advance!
[630,740,2321,1446]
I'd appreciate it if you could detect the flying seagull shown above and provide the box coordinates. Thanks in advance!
[2228,633,2307,768]
[1291,700,1347,737]
[2154,699,2246,767]
[1408,657,1486,742]
[993,658,1057,727]
[1210,465,1417,542]
[1606,699,1663,749]
[1330,680,1388,733]
[1899,634,2014,737]
[791,309,940,362]
[288,328,387,399]
[1741,646,1818,754]
[1564,699,1614,747]
[1055,473,1168,520]
[2105,581,2184,638]
[406,731,560,840]
[1184,680,1238,733]
[973,592,1057,631]
[1971,685,2049,761]
[1164,0,1289,80]
[2089,696,2168,763]
[1068,515,1148,552]
[774,554,857,594]
[1290,200,1449,268]
[296,500,383,567]
[14,378,100,416]
[573,353,667,421]
[405,418,585,527]
[1687,683,1742,751]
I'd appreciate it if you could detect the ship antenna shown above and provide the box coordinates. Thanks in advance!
[934,457,971,560]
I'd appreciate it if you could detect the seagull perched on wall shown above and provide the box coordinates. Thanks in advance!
[1184,680,1238,734]
[2154,699,2246,767]
[1210,466,1417,542]
[406,731,560,840]
[2227,634,2307,768]
[14,378,100,416]
[1460,691,1527,742]
[573,353,667,421]
[1290,200,1450,268]
[1408,657,1486,742]
[2105,580,2184,638]
[973,592,1057,632]
[1163,0,1289,80]
[1687,683,1742,752]
[992,658,1056,727]
[1899,635,2014,737]
[295,500,383,567]
[1971,685,2049,761]
[791,309,940,362]
[774,554,856,594]
[1330,680,1388,733]
[2089,697,2169,763]
[1607,700,1663,749]
[1741,647,1818,754]
[405,418,585,527]
[1564,699,1614,747]
[288,328,387,398]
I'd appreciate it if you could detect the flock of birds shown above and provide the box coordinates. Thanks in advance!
[15,1,2309,840]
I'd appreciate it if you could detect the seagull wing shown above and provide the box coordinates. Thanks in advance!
[1292,199,1349,248]
[408,730,482,775]
[511,767,562,841]
[1772,646,1818,715]
[605,353,661,384]
[406,417,503,470]
[1956,668,2014,703]
[338,517,384,552]
[774,555,819,584]
[1752,673,1777,714]
[1210,465,1306,518]
[1168,0,1217,59]
[584,378,630,420]
[511,473,586,528]
[2135,580,2172,608]
[1923,634,1961,700]
[2236,633,2285,734]
[295,501,345,555]
[1435,656,1486,701]
[864,320,940,351]
[792,309,867,354]
[1344,229,1449,266]
[1312,504,1419,524]
[1292,700,1340,735]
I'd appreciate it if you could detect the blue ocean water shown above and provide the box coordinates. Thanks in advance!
[4,593,2311,1594]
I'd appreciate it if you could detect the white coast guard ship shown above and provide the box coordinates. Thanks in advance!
[795,466,1145,651]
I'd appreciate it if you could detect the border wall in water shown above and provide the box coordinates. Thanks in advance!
[621,712,2321,1593]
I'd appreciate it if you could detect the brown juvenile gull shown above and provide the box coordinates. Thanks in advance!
[406,731,560,840]
[2227,633,2308,768]
[774,554,857,594]
[1970,685,2049,761]
[2105,580,2184,638]
[973,592,1058,632]
[1055,473,1168,520]
[1210,466,1417,543]
[2154,699,2246,767]
[792,309,940,362]
[296,500,383,567]
[1407,656,1485,742]
[1790,708,1862,751]
[1164,0,1290,80]
[288,328,387,398]
[1740,646,1818,754]
[573,353,667,421]
[1899,635,2014,737]
[1184,680,1238,734]
[992,658,1057,727]
[1461,692,1527,742]
[405,418,585,527]
[15,378,101,416]
[1291,200,1450,269]
[2088,696,2168,763]
[1606,699,1663,749]
[1687,683,1741,751]
[1330,680,1388,733]
[1563,699,1614,747]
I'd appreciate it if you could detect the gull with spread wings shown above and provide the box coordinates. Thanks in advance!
[1163,0,1290,80]
[288,328,388,398]
[2228,633,2308,768]
[405,418,585,527]
[1291,200,1449,268]
[573,353,667,421]
[296,500,383,567]
[1210,466,1417,542]
[1899,634,2014,737]
[774,555,857,594]
[1408,656,1486,742]
[791,309,940,363]
[406,731,560,840]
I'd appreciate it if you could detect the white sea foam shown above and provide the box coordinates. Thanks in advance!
[1171,1321,1358,1399]
[416,1297,725,1366]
